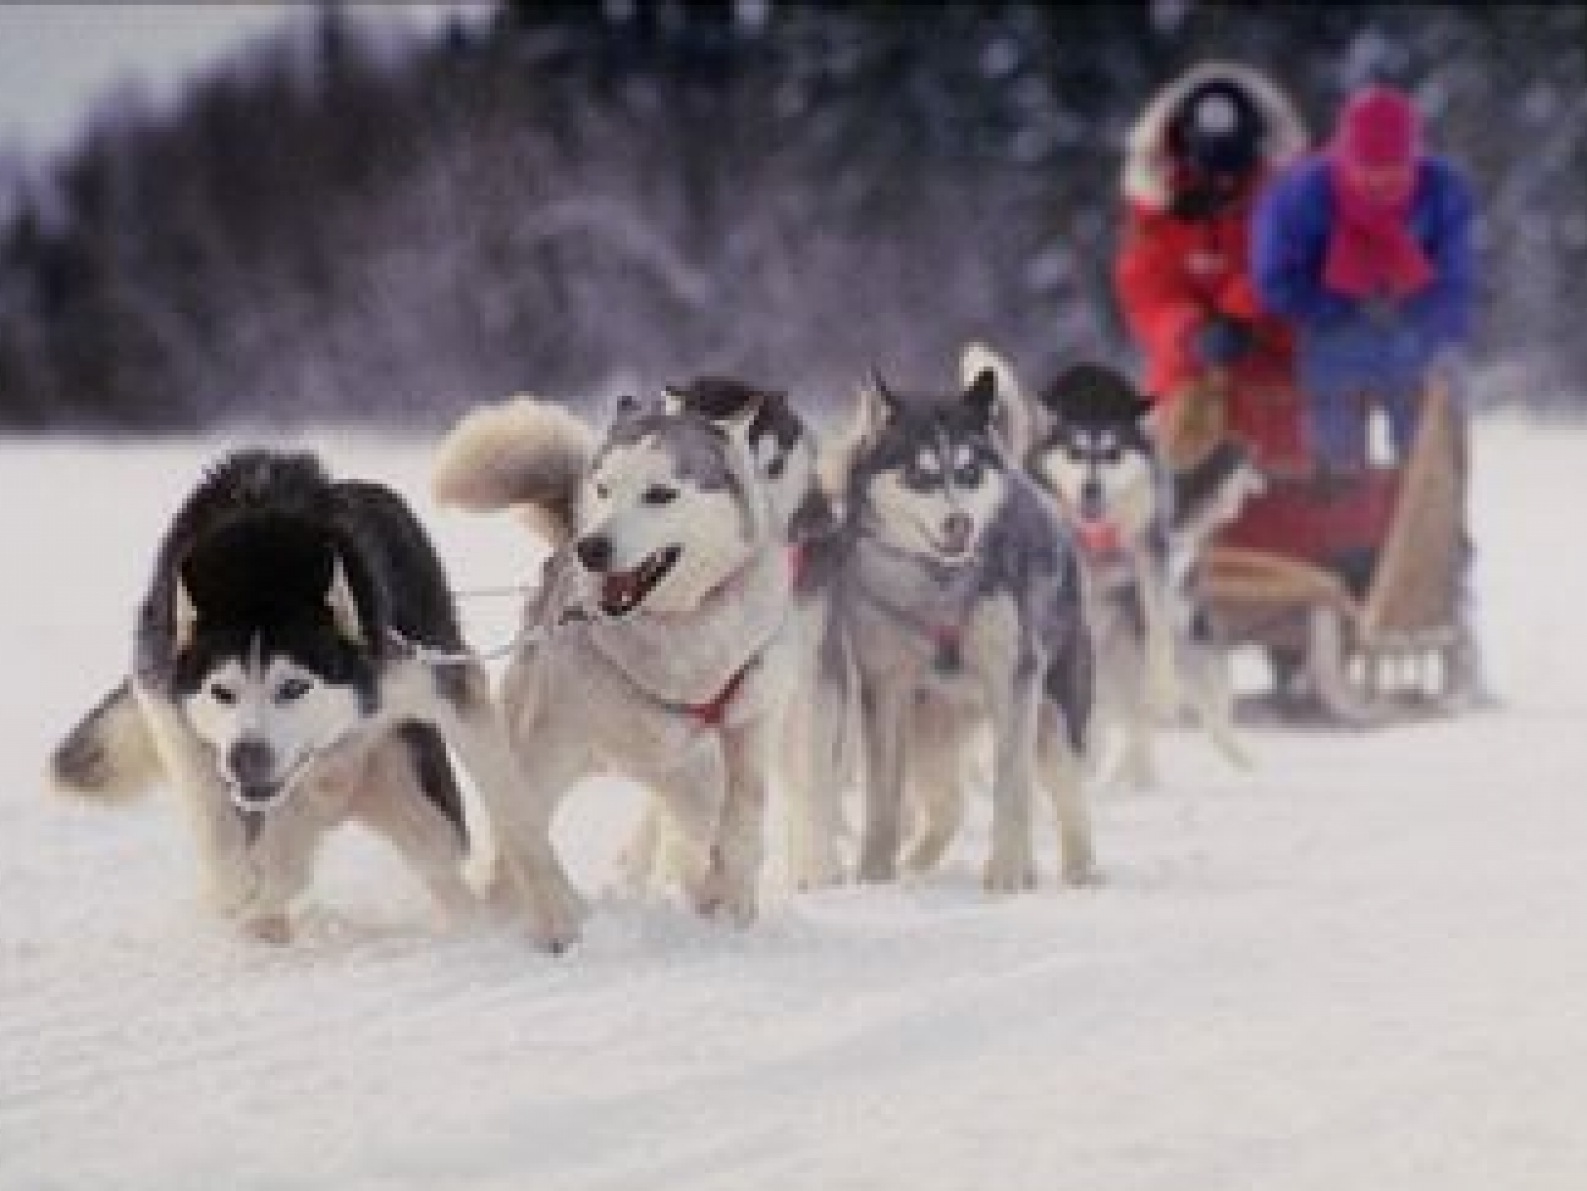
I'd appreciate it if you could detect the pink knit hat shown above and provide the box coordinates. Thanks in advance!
[1335,86,1421,171]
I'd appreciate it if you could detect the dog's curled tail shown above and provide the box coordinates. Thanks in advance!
[50,680,161,802]
[959,340,1033,460]
[432,397,594,546]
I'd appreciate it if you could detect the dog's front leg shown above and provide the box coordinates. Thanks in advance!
[617,800,665,893]
[1181,639,1253,770]
[399,661,585,953]
[782,674,848,890]
[857,677,911,883]
[1039,703,1097,885]
[984,663,1040,892]
[132,685,272,932]
[350,733,478,922]
[646,742,728,913]
[710,716,773,924]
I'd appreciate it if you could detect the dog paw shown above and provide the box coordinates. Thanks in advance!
[1061,858,1103,887]
[790,855,847,891]
[203,857,263,919]
[983,848,1036,894]
[714,881,759,927]
[1148,677,1182,721]
[855,852,898,884]
[903,835,951,876]
[242,913,293,946]
[524,874,587,955]
[685,866,758,927]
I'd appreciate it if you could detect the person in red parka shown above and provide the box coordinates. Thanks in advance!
[1114,63,1310,474]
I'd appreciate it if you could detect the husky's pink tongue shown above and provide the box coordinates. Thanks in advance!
[1078,519,1122,555]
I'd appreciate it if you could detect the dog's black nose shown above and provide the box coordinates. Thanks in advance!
[1080,478,1105,521]
[942,511,973,552]
[227,739,276,791]
[576,534,612,572]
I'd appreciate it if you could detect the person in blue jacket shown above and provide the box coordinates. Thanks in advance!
[1254,85,1494,704]
[1252,84,1475,471]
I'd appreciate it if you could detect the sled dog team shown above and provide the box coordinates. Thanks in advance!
[50,345,1262,948]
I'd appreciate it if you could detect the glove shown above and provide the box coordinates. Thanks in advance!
[1192,316,1254,367]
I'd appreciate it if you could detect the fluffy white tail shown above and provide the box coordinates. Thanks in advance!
[431,397,595,545]
[50,680,162,802]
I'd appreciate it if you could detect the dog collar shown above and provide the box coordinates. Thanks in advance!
[668,657,756,727]
[786,542,808,588]
[670,546,804,725]
[851,557,973,676]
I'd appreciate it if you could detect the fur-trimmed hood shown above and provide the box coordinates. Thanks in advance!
[1121,61,1309,210]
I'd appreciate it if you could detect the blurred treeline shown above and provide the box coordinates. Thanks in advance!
[1,0,1583,433]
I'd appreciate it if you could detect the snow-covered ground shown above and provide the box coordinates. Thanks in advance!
[3,415,1586,1190]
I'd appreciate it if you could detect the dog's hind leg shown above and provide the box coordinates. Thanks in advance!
[50,680,162,801]
[351,725,478,922]
[902,697,970,877]
[781,684,848,890]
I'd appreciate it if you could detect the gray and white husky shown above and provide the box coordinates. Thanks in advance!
[1022,358,1259,787]
[432,386,799,924]
[819,366,1096,889]
[646,378,855,890]
[49,450,581,947]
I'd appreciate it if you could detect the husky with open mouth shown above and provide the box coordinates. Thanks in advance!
[613,377,859,892]
[1022,358,1260,786]
[432,386,798,924]
[49,450,581,947]
[817,366,1096,890]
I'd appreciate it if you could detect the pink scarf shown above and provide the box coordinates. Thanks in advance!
[1322,160,1433,299]
[1321,87,1434,300]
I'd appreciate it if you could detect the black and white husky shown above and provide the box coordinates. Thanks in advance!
[819,367,1096,889]
[49,450,581,947]
[1020,358,1259,786]
[432,386,799,924]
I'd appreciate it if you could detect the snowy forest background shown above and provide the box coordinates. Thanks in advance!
[1,0,1584,434]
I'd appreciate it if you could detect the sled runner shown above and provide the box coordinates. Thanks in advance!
[1199,378,1477,725]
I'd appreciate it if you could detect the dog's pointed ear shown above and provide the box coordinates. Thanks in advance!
[325,555,361,642]
[868,367,902,412]
[964,367,998,424]
[859,367,901,437]
[174,574,198,653]
[718,394,762,455]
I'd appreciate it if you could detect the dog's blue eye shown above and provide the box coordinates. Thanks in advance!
[955,462,982,487]
[275,677,312,704]
[642,485,679,506]
[209,684,236,706]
